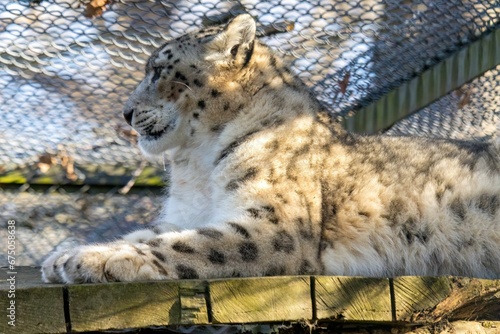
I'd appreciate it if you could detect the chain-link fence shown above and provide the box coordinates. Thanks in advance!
[1,0,500,267]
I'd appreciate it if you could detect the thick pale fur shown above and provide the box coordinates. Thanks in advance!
[42,15,500,283]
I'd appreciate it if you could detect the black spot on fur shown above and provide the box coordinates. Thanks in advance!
[265,139,280,151]
[193,112,199,119]
[211,124,224,133]
[273,230,295,253]
[214,130,258,165]
[198,228,223,239]
[198,100,206,109]
[298,218,313,239]
[477,194,499,216]
[174,71,187,81]
[416,232,428,243]
[208,249,226,264]
[151,250,167,262]
[299,260,315,275]
[246,206,279,224]
[450,198,467,221]
[226,167,258,191]
[162,49,172,55]
[172,241,195,254]
[135,247,146,256]
[147,238,162,247]
[299,229,313,239]
[404,229,412,244]
[264,266,286,276]
[247,208,259,218]
[193,79,203,87]
[402,218,429,244]
[190,64,198,69]
[173,59,180,64]
[211,89,221,97]
[262,206,279,224]
[383,198,405,225]
[228,222,250,238]
[269,55,277,68]
[176,264,199,279]
[223,103,230,111]
[152,260,168,276]
[239,241,258,262]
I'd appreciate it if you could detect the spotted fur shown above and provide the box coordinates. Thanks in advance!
[42,15,500,283]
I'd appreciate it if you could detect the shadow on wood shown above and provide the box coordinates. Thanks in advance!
[1,267,499,333]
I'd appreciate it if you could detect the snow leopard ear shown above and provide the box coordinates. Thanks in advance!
[205,14,256,67]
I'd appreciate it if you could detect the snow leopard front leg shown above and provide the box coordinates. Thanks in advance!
[42,216,319,283]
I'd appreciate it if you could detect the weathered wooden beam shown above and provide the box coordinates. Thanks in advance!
[0,164,164,187]
[1,267,500,334]
[393,276,453,322]
[394,276,500,324]
[67,280,180,332]
[209,276,312,323]
[1,267,67,334]
[315,276,392,321]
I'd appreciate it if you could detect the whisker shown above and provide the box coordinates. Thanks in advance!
[171,81,193,91]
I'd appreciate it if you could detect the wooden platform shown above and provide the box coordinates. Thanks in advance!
[1,267,499,333]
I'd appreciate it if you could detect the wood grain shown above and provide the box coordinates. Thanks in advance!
[315,276,392,321]
[3,267,500,333]
[1,267,67,333]
[179,280,209,324]
[393,276,452,322]
[68,281,180,332]
[209,276,312,323]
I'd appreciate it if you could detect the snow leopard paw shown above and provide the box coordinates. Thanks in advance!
[41,241,169,283]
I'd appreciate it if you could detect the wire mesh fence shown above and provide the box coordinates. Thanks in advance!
[1,0,500,267]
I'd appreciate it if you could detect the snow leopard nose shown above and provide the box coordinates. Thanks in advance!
[123,108,134,126]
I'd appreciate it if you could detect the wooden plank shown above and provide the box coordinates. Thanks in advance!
[209,276,312,323]
[0,164,164,187]
[68,280,180,332]
[393,276,452,322]
[394,277,500,323]
[0,267,66,334]
[430,277,500,322]
[3,267,500,333]
[315,277,392,322]
[179,281,209,324]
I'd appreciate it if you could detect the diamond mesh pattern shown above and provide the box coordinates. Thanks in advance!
[1,1,499,167]
[1,0,500,268]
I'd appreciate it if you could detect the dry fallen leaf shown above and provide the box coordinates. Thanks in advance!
[457,88,472,109]
[338,71,351,95]
[84,0,111,18]
[116,125,139,145]
[59,151,78,182]
[37,153,57,173]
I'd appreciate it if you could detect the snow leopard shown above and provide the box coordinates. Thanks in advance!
[42,14,500,283]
